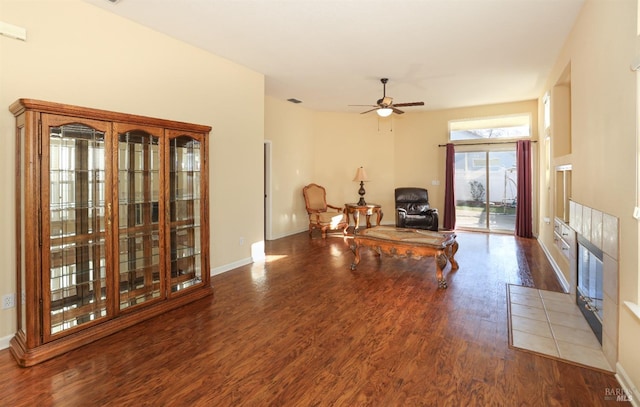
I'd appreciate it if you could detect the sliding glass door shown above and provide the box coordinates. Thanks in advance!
[454,147,517,232]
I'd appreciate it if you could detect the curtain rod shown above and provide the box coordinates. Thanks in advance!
[438,140,538,147]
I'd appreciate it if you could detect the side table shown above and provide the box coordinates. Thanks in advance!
[345,203,383,230]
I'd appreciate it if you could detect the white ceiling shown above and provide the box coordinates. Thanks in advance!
[85,0,584,113]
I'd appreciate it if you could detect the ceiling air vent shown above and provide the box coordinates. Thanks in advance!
[287,98,302,104]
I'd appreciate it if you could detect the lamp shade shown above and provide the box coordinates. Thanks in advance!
[377,108,393,117]
[353,166,369,182]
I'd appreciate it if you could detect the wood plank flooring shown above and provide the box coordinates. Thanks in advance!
[0,230,628,406]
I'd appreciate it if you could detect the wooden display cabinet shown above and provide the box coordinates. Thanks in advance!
[10,99,213,366]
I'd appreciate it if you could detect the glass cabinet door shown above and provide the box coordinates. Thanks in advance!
[41,115,112,339]
[167,132,205,293]
[115,125,164,310]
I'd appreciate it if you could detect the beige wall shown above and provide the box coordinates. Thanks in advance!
[537,0,640,395]
[311,112,398,216]
[264,97,316,239]
[0,0,264,339]
[265,104,400,236]
[265,99,537,238]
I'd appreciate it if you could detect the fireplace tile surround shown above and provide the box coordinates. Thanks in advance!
[567,200,619,370]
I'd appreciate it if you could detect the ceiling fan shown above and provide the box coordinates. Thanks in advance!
[351,78,425,117]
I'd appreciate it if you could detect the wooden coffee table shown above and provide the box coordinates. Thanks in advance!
[350,226,459,288]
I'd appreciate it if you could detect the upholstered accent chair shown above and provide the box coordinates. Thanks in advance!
[303,183,348,238]
[395,187,439,231]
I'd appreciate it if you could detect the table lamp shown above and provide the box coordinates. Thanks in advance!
[353,166,369,206]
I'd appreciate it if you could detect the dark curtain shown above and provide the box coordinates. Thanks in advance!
[443,143,456,230]
[515,140,533,237]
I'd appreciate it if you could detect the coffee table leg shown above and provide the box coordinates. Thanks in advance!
[350,243,361,270]
[435,253,449,289]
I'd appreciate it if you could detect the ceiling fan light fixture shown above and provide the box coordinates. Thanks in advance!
[352,78,423,116]
[377,108,393,117]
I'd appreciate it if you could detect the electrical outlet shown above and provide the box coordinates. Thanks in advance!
[239,237,245,246]
[2,293,16,309]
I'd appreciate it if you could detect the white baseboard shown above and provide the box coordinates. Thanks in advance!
[211,257,253,277]
[615,362,639,406]
[267,227,308,241]
[0,334,12,351]
[537,238,570,293]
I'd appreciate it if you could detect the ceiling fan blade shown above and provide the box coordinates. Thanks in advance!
[350,79,423,115]
[381,96,393,106]
[392,102,425,107]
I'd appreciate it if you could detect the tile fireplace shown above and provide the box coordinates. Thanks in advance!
[568,200,619,369]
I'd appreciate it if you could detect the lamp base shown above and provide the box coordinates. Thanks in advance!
[357,181,366,206]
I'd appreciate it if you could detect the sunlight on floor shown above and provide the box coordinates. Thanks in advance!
[264,254,288,263]
[250,255,287,284]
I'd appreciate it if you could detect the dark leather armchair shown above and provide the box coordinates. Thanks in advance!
[395,187,439,231]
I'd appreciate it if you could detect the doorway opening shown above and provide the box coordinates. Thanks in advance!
[264,141,272,241]
[454,147,517,233]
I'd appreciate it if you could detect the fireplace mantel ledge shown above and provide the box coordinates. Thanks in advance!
[624,301,640,321]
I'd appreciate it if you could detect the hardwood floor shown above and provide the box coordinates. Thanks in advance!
[0,230,628,406]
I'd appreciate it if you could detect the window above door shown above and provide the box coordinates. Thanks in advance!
[449,114,531,142]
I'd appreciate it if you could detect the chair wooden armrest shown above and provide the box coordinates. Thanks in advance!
[327,204,344,212]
